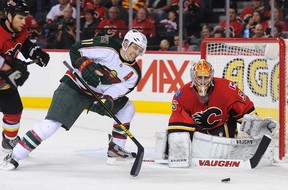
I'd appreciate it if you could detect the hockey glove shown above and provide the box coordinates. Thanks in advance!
[240,114,279,139]
[21,39,49,67]
[32,47,50,67]
[89,95,114,116]
[75,57,100,87]
[2,58,30,88]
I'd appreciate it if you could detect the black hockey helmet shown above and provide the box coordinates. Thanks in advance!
[4,0,30,17]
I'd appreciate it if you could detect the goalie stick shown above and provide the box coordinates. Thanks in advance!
[63,61,144,177]
[143,135,271,169]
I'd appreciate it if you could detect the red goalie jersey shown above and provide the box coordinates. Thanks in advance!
[168,77,256,137]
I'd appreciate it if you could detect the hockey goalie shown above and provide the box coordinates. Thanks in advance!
[157,59,278,168]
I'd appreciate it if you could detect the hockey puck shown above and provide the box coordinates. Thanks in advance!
[221,178,231,182]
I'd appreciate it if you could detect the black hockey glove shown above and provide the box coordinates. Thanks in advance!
[21,39,50,67]
[9,58,29,73]
[75,57,100,87]
[1,58,30,88]
[89,95,114,116]
[31,47,50,67]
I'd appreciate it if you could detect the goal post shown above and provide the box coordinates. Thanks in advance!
[200,38,287,160]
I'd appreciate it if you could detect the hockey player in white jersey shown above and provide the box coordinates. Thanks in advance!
[0,29,147,170]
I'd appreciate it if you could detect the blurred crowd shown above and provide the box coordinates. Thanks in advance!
[0,0,287,51]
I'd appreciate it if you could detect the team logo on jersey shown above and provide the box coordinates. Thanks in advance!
[104,26,117,37]
[192,107,223,129]
[174,89,182,98]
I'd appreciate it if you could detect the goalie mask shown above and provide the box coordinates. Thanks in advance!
[190,59,214,97]
[122,29,147,58]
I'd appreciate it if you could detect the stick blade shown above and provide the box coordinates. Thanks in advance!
[130,146,144,177]
[250,135,272,169]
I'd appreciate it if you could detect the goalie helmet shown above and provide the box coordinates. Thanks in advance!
[190,59,214,97]
[5,0,30,17]
[122,29,147,56]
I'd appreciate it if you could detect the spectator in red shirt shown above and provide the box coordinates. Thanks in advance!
[83,0,107,21]
[132,7,156,38]
[95,6,127,42]
[219,6,243,37]
[105,0,129,25]
[240,0,265,20]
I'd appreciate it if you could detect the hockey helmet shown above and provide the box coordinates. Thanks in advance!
[5,0,30,17]
[190,59,214,96]
[122,29,147,56]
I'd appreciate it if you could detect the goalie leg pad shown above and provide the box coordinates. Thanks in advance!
[192,132,263,160]
[168,132,191,168]
[191,132,275,165]
[154,131,167,160]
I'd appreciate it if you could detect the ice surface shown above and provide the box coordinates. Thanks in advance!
[0,109,287,190]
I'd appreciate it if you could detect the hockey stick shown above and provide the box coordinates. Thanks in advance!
[63,61,144,177]
[143,135,271,169]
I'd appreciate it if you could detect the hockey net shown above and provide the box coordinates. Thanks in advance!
[201,38,287,160]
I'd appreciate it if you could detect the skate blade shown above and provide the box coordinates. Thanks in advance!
[0,161,16,171]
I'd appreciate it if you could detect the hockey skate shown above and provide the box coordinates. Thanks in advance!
[0,153,19,170]
[106,134,136,165]
[1,132,20,153]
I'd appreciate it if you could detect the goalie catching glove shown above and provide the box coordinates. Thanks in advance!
[240,114,278,139]
[88,95,114,116]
